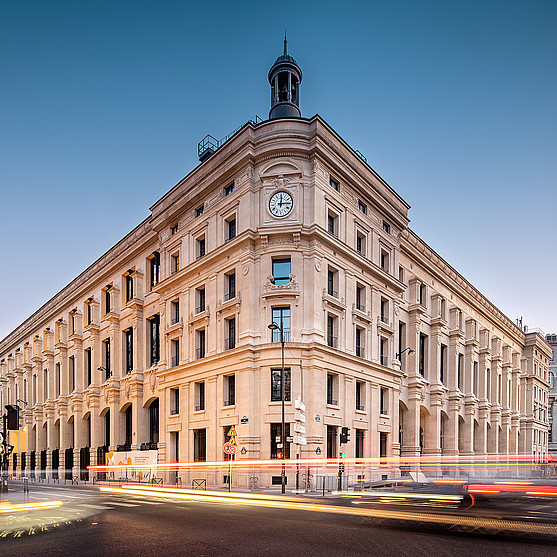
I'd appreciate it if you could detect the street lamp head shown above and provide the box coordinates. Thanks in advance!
[268,322,280,331]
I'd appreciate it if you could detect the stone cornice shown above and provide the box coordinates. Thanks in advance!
[401,229,524,344]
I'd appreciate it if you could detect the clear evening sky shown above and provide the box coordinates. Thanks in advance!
[1,0,556,340]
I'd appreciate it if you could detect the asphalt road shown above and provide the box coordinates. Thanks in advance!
[1,484,556,556]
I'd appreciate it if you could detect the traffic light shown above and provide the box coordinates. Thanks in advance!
[340,426,350,444]
[5,405,20,430]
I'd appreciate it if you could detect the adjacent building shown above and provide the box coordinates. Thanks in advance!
[0,41,552,485]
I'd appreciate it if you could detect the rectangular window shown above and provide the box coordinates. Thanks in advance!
[356,232,365,256]
[356,429,364,458]
[419,333,427,377]
[272,258,291,285]
[104,287,111,314]
[103,338,111,380]
[225,375,235,406]
[271,307,290,341]
[55,362,61,397]
[486,368,491,400]
[355,327,364,358]
[125,329,133,373]
[356,284,365,311]
[149,252,160,290]
[398,266,405,284]
[327,267,338,297]
[225,271,236,300]
[196,237,206,259]
[358,200,367,214]
[440,344,447,384]
[326,425,337,458]
[380,249,390,272]
[195,205,204,217]
[380,298,389,324]
[271,422,290,459]
[419,283,426,306]
[224,183,235,196]
[327,373,337,405]
[196,287,206,314]
[149,315,160,367]
[171,253,180,274]
[327,213,337,236]
[356,381,364,411]
[85,348,92,387]
[171,339,179,367]
[170,224,178,235]
[271,368,291,402]
[380,387,388,415]
[193,429,206,461]
[329,177,339,191]
[125,272,134,302]
[457,353,463,390]
[86,299,93,326]
[327,315,337,348]
[226,217,236,241]
[380,337,388,366]
[225,317,236,350]
[473,361,479,396]
[196,329,206,359]
[170,388,180,415]
[69,356,75,392]
[171,300,180,325]
[382,221,391,234]
[380,432,388,458]
[195,381,205,411]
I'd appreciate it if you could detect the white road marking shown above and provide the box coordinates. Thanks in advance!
[107,502,139,507]
[81,504,112,510]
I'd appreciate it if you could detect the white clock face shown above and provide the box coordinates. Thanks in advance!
[269,191,293,217]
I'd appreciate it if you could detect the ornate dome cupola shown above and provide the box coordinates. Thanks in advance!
[268,35,302,120]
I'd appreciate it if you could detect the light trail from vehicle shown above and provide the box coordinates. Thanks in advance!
[0,500,63,513]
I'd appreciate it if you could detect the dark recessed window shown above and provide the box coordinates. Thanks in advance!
[195,206,204,217]
[171,225,178,235]
[271,368,291,401]
[224,183,235,196]
[149,252,160,290]
[330,177,339,191]
[358,200,367,214]
[383,221,391,233]
[197,237,206,259]
[227,218,236,241]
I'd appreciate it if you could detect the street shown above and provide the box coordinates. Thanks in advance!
[0,483,556,556]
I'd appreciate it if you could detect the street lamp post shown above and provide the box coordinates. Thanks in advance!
[268,321,286,494]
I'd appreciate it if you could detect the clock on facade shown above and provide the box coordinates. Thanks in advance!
[269,191,293,217]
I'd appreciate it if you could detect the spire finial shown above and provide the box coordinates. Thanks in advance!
[283,30,287,56]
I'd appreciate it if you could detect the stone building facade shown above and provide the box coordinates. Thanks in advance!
[0,43,551,484]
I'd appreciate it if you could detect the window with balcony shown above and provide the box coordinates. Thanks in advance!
[271,368,291,402]
[327,212,338,236]
[225,317,236,350]
[271,307,290,342]
[170,252,180,274]
[196,329,206,359]
[196,287,206,314]
[355,327,365,358]
[380,337,388,366]
[170,339,179,367]
[272,258,291,285]
[356,284,365,312]
[225,271,236,300]
[327,267,338,298]
[170,300,180,325]
[356,231,366,256]
[380,248,390,272]
[226,216,236,241]
[196,236,206,259]
[327,314,337,348]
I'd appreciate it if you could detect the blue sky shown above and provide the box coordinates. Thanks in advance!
[1,0,556,340]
